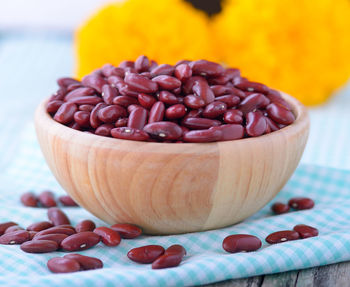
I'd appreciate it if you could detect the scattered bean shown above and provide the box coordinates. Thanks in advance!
[64,254,103,270]
[61,231,100,251]
[293,224,319,239]
[47,257,80,273]
[76,220,96,233]
[222,234,262,253]
[21,240,59,253]
[127,245,165,264]
[271,202,290,214]
[265,230,300,244]
[93,227,121,247]
[110,223,142,239]
[288,197,315,210]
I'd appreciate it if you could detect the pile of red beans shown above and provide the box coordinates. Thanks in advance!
[47,56,295,143]
[0,194,316,273]
[21,191,78,207]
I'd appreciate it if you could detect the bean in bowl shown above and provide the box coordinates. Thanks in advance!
[47,56,295,143]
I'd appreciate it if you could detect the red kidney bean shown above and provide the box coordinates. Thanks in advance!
[57,77,80,88]
[56,225,75,231]
[265,117,280,133]
[150,64,175,77]
[119,83,142,98]
[0,222,18,236]
[115,118,128,127]
[266,89,292,111]
[128,107,148,129]
[89,103,107,128]
[158,91,179,105]
[182,118,221,130]
[225,68,241,80]
[174,64,192,81]
[151,244,186,269]
[58,195,78,207]
[66,83,83,92]
[111,127,150,141]
[20,192,38,207]
[76,220,96,233]
[110,223,142,239]
[64,254,103,270]
[222,234,262,253]
[148,101,165,123]
[288,197,315,210]
[183,95,206,109]
[0,230,30,244]
[47,207,70,226]
[98,105,127,123]
[138,93,156,109]
[182,76,203,94]
[79,104,94,112]
[127,245,165,264]
[271,202,290,214]
[95,124,114,136]
[34,227,75,237]
[202,101,227,118]
[265,230,300,244]
[127,104,141,114]
[207,74,231,85]
[82,74,107,93]
[175,59,191,66]
[53,102,77,124]
[192,79,215,104]
[93,227,121,247]
[113,95,138,107]
[47,100,64,114]
[190,60,225,77]
[5,226,24,234]
[152,75,181,90]
[246,111,267,137]
[266,103,295,125]
[165,104,186,119]
[38,191,57,207]
[101,84,118,105]
[47,257,80,273]
[50,88,67,101]
[74,111,91,127]
[64,87,95,102]
[143,122,183,140]
[21,240,59,253]
[215,95,240,108]
[69,122,81,130]
[239,93,270,114]
[183,129,222,143]
[124,73,158,93]
[34,233,69,245]
[293,224,319,239]
[184,109,203,119]
[61,231,100,251]
[27,221,54,232]
[223,109,243,124]
[141,72,151,78]
[210,85,245,98]
[107,75,123,87]
[119,60,134,69]
[102,64,124,78]
[210,124,244,141]
[29,231,37,240]
[135,55,150,72]
[67,96,102,105]
[236,81,269,94]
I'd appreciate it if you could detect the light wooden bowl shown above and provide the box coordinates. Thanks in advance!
[35,92,309,234]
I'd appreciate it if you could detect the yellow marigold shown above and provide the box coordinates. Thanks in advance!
[212,0,350,105]
[75,0,214,78]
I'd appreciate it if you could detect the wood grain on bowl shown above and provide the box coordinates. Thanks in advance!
[35,93,309,234]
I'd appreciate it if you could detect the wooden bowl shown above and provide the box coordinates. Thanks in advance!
[35,93,309,234]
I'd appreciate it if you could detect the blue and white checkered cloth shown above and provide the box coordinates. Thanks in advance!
[0,126,350,287]
[0,33,350,286]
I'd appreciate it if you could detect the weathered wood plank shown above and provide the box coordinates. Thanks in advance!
[203,276,263,287]
[203,261,350,287]
[260,270,298,287]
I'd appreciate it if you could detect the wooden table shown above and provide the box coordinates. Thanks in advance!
[205,261,350,286]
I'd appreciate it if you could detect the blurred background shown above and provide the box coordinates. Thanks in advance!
[0,0,349,171]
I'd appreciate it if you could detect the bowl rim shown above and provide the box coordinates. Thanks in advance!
[35,92,309,152]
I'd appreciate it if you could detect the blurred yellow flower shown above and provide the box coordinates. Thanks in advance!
[75,0,350,105]
[75,0,213,78]
[213,0,350,105]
